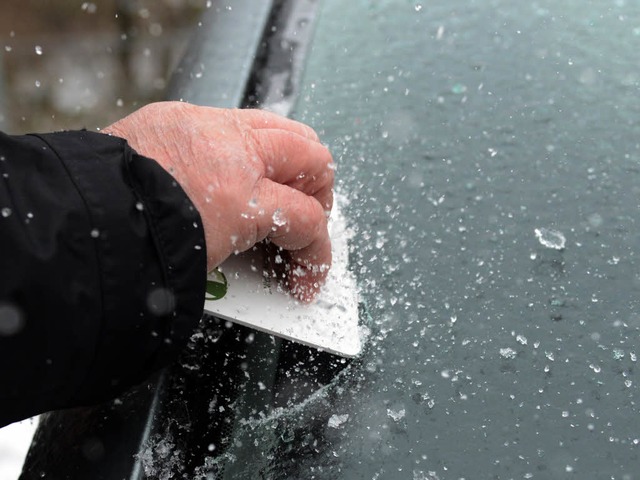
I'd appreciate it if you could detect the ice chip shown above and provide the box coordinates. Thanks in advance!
[147,288,176,316]
[499,347,517,359]
[534,227,566,250]
[327,413,349,428]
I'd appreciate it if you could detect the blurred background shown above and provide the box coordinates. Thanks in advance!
[0,2,207,476]
[0,0,207,133]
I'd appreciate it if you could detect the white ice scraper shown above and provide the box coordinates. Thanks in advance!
[203,197,362,358]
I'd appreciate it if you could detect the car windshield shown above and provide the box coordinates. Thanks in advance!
[278,0,640,478]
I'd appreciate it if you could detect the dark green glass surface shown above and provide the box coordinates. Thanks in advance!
[279,0,640,478]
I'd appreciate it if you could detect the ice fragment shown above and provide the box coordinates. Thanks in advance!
[327,414,349,428]
[500,347,517,359]
[387,408,406,421]
[534,227,566,250]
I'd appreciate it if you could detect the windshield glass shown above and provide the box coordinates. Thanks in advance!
[281,0,640,477]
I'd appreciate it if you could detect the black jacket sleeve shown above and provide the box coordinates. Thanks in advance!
[0,130,207,427]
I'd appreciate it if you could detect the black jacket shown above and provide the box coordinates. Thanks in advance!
[0,130,206,427]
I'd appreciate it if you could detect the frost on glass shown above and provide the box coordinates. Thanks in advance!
[276,0,640,477]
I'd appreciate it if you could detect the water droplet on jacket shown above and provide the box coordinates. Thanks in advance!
[135,202,144,211]
[90,229,100,238]
[1,207,11,218]
[0,303,25,336]
[147,288,175,316]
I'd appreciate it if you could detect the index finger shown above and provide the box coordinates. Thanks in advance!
[250,128,334,212]
[253,179,332,302]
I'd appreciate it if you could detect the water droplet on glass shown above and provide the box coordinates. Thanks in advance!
[587,212,603,228]
[451,83,467,94]
[35,45,43,55]
[414,3,423,11]
[534,227,566,250]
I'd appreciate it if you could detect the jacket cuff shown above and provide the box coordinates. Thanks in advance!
[36,130,207,405]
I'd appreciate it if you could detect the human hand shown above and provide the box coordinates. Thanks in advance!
[102,101,334,302]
